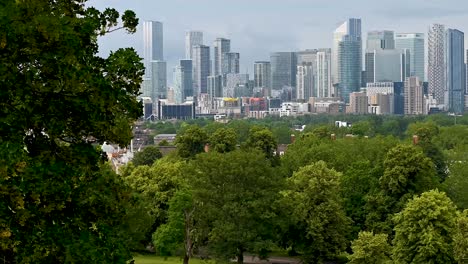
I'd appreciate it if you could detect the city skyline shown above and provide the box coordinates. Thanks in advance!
[90,0,468,83]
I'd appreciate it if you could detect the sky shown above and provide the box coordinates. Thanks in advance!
[88,0,468,85]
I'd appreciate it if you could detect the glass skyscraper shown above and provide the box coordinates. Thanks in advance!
[367,30,395,50]
[143,21,163,78]
[445,29,465,113]
[213,38,230,76]
[180,60,193,98]
[185,31,203,59]
[316,49,332,98]
[335,18,362,102]
[395,33,425,82]
[270,52,297,91]
[193,45,210,95]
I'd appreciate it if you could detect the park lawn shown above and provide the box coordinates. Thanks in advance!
[134,255,213,264]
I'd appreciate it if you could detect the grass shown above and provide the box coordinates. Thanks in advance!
[133,255,214,264]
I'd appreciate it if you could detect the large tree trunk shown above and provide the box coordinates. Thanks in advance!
[183,254,190,264]
[183,208,194,264]
[237,248,244,264]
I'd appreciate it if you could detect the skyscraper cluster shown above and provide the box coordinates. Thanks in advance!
[140,18,466,119]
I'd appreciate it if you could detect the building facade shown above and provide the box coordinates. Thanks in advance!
[405,76,425,115]
[254,61,271,93]
[316,49,332,98]
[428,24,446,105]
[270,52,297,91]
[445,29,465,113]
[366,30,395,50]
[395,33,425,81]
[173,66,184,104]
[143,21,163,78]
[296,63,314,100]
[180,60,193,99]
[348,92,368,114]
[213,38,230,76]
[192,45,210,95]
[208,75,223,99]
[223,52,240,74]
[151,61,167,101]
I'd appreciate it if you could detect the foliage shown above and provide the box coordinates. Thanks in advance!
[245,127,278,160]
[282,161,350,263]
[392,190,457,264]
[209,128,238,153]
[348,231,391,264]
[175,125,208,158]
[454,210,468,264]
[443,145,468,209]
[191,150,283,264]
[132,146,163,166]
[0,0,143,262]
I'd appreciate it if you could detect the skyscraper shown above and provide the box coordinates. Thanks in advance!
[208,75,223,99]
[254,61,271,94]
[365,49,408,83]
[180,60,193,98]
[223,52,240,74]
[270,52,297,91]
[395,33,425,81]
[405,76,425,115]
[213,38,231,76]
[173,66,184,104]
[428,24,446,105]
[143,21,163,78]
[296,63,314,100]
[316,49,332,97]
[334,18,362,102]
[466,49,468,94]
[445,29,465,113]
[193,45,210,95]
[151,61,167,101]
[185,31,203,59]
[225,73,249,97]
[366,30,395,50]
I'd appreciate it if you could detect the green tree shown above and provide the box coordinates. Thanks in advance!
[0,0,143,262]
[282,161,350,263]
[209,127,238,153]
[392,190,457,263]
[191,150,283,264]
[443,145,468,209]
[175,125,208,158]
[348,231,391,264]
[132,145,163,166]
[245,127,278,160]
[454,210,468,264]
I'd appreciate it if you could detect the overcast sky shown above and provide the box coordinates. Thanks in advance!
[89,0,468,84]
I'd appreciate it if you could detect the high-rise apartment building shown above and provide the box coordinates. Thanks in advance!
[254,61,271,91]
[296,63,314,100]
[185,31,203,59]
[173,66,184,104]
[208,75,223,99]
[395,33,425,81]
[366,30,395,50]
[316,49,332,97]
[428,24,446,105]
[213,38,230,76]
[143,21,163,78]
[193,45,210,95]
[335,18,362,102]
[348,92,368,114]
[223,52,240,74]
[270,52,297,91]
[225,73,249,97]
[405,76,425,115]
[445,29,465,113]
[180,60,193,98]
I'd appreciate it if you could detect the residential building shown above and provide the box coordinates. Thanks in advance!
[208,75,223,99]
[254,61,271,94]
[225,73,250,97]
[348,92,368,114]
[296,63,314,100]
[270,52,297,91]
[405,76,425,115]
[185,31,203,59]
[213,38,230,76]
[316,49,333,98]
[173,66,184,104]
[428,24,446,105]
[223,52,240,74]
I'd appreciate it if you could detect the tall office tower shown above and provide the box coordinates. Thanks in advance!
[185,31,203,59]
[296,63,314,100]
[151,61,167,101]
[466,49,468,94]
[213,38,231,75]
[193,45,210,95]
[143,21,163,78]
[395,33,425,81]
[224,52,240,74]
[405,76,425,115]
[173,66,184,104]
[445,29,465,113]
[367,30,395,50]
[332,18,361,86]
[365,49,408,83]
[334,18,362,102]
[270,52,297,91]
[180,60,193,98]
[254,61,271,88]
[297,49,318,65]
[428,24,447,105]
[316,49,332,97]
[348,92,368,114]
[225,73,249,97]
[208,75,223,99]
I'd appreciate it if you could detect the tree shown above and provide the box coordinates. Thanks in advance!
[175,125,208,158]
[245,127,278,160]
[392,190,457,263]
[282,161,350,263]
[454,210,468,264]
[209,127,237,153]
[443,144,468,209]
[191,150,283,264]
[0,0,143,262]
[132,145,163,166]
[348,231,391,264]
